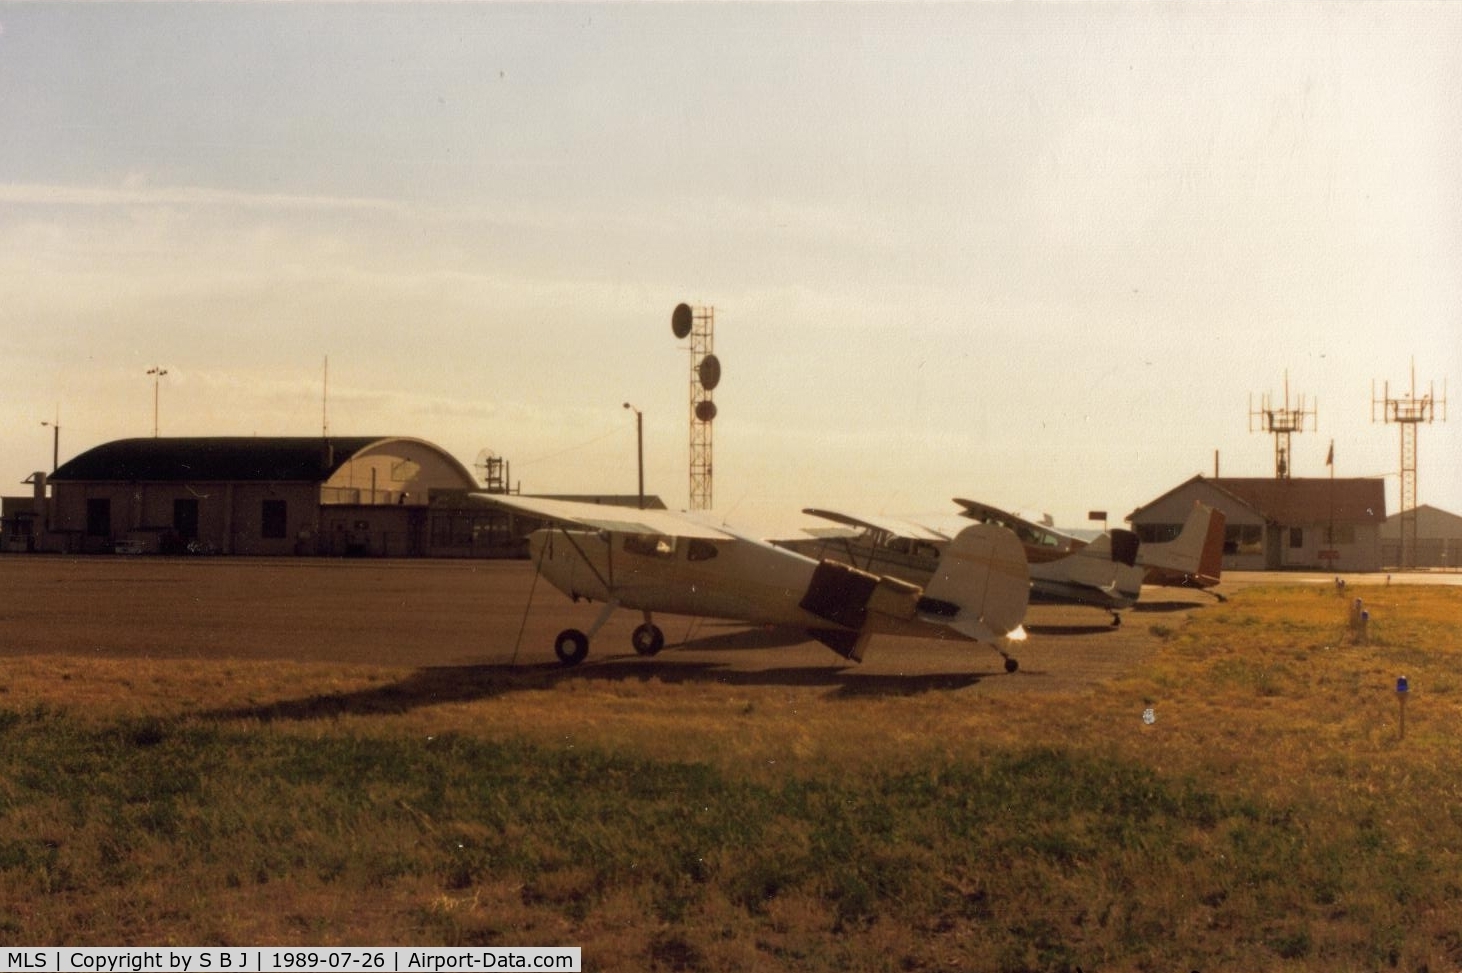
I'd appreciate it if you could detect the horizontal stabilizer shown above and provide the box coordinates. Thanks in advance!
[807,627,866,661]
[1059,531,1145,603]
[799,559,880,630]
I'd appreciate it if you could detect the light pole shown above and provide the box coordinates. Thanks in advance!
[623,402,644,509]
[41,411,59,473]
[147,366,168,437]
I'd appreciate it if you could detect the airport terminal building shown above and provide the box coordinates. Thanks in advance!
[1130,475,1386,572]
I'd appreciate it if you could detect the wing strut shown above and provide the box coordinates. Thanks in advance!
[511,533,551,665]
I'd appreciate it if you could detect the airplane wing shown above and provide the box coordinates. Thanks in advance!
[952,497,1084,550]
[469,493,736,540]
[802,508,952,542]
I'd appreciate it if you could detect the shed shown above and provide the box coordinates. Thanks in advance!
[1380,505,1462,569]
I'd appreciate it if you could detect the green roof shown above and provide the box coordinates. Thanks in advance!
[50,437,389,483]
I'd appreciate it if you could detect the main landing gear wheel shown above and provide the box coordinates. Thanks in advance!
[632,623,665,656]
[1111,612,1123,628]
[1004,657,1020,674]
[554,629,589,667]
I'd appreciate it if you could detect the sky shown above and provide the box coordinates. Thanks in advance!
[2,1,1458,529]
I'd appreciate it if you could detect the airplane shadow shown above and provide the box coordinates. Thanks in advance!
[1130,600,1203,614]
[567,657,996,697]
[665,625,813,653]
[1025,624,1120,637]
[201,654,998,725]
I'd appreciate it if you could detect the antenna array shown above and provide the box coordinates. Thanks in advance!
[1248,371,1316,479]
[1373,360,1448,569]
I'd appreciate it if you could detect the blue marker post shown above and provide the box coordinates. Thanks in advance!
[1397,676,1410,741]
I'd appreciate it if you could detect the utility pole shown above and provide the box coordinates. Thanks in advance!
[41,407,59,473]
[147,366,169,437]
[623,402,644,509]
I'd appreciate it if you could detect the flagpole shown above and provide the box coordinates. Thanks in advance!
[1328,439,1335,567]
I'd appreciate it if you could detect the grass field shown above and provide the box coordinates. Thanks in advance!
[2,564,1461,971]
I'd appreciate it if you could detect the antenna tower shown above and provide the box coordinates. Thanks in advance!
[1373,360,1448,569]
[474,449,514,495]
[1248,371,1316,479]
[322,356,329,439]
[672,303,720,510]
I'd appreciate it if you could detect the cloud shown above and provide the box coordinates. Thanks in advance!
[0,180,414,216]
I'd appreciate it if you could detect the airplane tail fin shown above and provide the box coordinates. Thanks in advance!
[1141,503,1226,587]
[919,523,1030,646]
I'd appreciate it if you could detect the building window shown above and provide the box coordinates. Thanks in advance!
[1290,527,1304,549]
[261,499,288,539]
[1136,523,1183,544]
[174,498,199,540]
[1225,525,1262,556]
[1325,525,1356,545]
[86,498,111,537]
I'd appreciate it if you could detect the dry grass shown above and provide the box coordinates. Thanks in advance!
[2,579,1462,971]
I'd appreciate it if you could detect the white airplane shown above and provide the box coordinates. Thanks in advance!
[789,500,1224,626]
[470,494,1032,672]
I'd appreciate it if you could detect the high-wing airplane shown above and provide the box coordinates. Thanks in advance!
[788,500,1224,626]
[470,494,1032,672]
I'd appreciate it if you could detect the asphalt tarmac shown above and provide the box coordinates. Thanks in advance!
[0,555,1456,696]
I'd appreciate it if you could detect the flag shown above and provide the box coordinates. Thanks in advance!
[1326,441,1334,467]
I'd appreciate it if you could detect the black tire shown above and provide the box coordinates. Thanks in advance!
[555,629,589,666]
[631,623,665,656]
[1004,657,1019,674]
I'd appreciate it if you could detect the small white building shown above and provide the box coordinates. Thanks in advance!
[1130,475,1386,572]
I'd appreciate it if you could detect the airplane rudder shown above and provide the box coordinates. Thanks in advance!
[930,524,1030,636]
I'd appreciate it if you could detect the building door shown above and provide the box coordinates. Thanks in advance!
[174,498,199,541]
[86,498,111,538]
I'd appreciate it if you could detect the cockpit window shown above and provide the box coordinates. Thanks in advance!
[687,539,719,562]
[624,534,676,558]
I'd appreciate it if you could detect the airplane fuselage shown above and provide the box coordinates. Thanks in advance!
[530,528,844,630]
[784,535,1144,610]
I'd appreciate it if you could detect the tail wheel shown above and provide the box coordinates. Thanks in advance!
[1004,657,1019,674]
[555,629,590,666]
[632,623,665,656]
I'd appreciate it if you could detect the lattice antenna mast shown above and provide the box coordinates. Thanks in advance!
[1373,359,1448,569]
[1248,370,1316,479]
[672,303,720,511]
